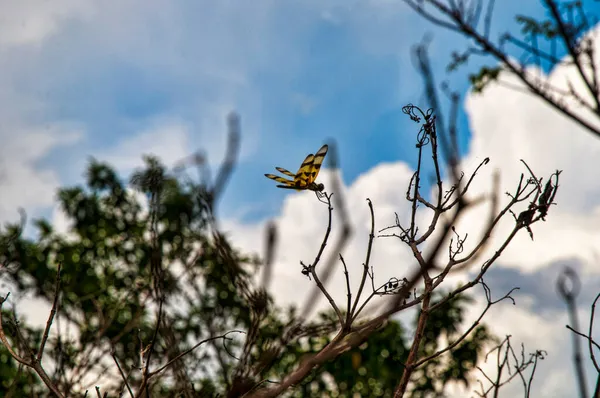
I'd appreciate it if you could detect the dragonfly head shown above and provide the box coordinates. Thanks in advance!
[315,183,324,192]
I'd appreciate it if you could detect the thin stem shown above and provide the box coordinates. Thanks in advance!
[349,199,376,323]
[38,263,62,361]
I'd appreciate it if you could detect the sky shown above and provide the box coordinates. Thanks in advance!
[2,1,600,397]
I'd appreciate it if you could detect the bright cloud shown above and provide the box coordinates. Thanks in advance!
[0,124,82,223]
[0,0,94,47]
[95,118,191,172]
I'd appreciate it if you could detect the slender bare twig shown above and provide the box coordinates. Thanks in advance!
[136,298,164,397]
[299,192,344,325]
[590,291,600,370]
[0,292,65,398]
[37,263,62,362]
[340,254,352,328]
[475,336,545,397]
[349,198,376,325]
[413,281,518,368]
[112,352,134,398]
[150,331,243,376]
[544,0,600,112]
[394,281,433,396]
[566,326,600,353]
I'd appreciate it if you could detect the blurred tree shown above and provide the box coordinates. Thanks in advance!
[0,156,257,395]
[0,156,496,397]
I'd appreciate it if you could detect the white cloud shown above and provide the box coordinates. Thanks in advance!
[95,118,191,172]
[51,204,72,236]
[0,124,82,223]
[290,93,318,115]
[0,0,94,47]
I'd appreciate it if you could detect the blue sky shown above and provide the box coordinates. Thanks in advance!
[3,1,600,397]
[4,0,564,223]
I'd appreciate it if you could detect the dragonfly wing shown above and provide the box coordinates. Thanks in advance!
[294,154,315,184]
[276,185,303,191]
[265,174,295,186]
[275,167,296,177]
[307,144,328,184]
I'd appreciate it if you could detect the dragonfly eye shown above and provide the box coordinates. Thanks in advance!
[316,183,324,191]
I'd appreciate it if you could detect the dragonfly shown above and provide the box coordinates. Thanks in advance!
[264,144,329,194]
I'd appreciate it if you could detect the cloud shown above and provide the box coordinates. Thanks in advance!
[94,118,191,172]
[222,24,600,398]
[0,124,82,224]
[0,0,94,47]
[291,93,318,115]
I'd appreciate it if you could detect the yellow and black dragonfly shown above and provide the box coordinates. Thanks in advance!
[264,144,328,194]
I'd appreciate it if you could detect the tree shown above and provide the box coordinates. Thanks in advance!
[0,106,557,397]
[401,0,600,396]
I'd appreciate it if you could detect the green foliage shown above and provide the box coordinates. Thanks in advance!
[0,156,497,396]
[469,66,502,94]
[317,320,409,397]
[0,156,257,395]
[455,4,592,95]
[0,310,46,395]
[515,15,559,38]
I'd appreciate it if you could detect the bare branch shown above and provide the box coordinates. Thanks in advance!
[413,281,518,368]
[150,331,243,377]
[300,192,344,325]
[0,293,65,398]
[37,263,62,361]
[349,198,376,325]
[112,352,134,398]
